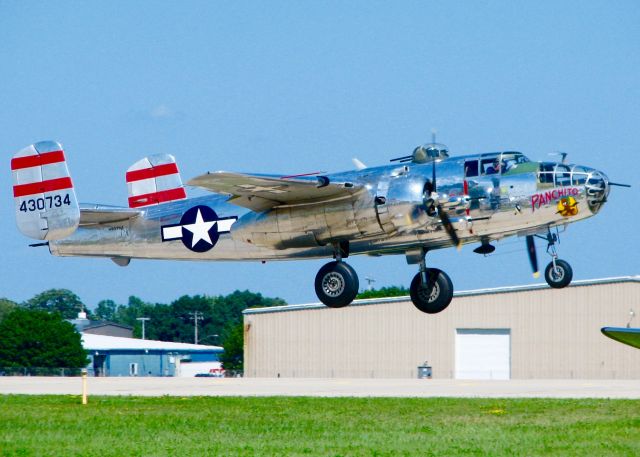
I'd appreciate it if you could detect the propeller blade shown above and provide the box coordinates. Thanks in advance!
[432,160,437,193]
[438,206,461,250]
[526,235,539,278]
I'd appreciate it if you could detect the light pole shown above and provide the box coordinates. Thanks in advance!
[199,334,219,345]
[136,317,150,340]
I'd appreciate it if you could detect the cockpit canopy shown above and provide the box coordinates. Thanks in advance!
[464,151,532,177]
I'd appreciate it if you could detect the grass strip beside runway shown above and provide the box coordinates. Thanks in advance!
[1,395,639,456]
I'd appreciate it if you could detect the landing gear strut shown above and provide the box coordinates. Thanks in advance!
[409,249,454,314]
[542,228,573,289]
[315,242,359,308]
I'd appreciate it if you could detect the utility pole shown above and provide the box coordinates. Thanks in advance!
[365,276,376,291]
[189,311,204,344]
[136,317,150,340]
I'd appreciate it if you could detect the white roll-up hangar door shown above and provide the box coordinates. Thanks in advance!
[455,329,511,380]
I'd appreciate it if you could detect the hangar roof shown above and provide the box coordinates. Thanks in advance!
[243,275,640,315]
[81,333,223,352]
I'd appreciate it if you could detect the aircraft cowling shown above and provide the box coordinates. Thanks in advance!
[375,168,470,236]
[230,192,386,249]
[374,171,442,235]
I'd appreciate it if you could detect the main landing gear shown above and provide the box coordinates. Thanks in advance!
[409,249,453,314]
[314,244,454,314]
[314,242,359,308]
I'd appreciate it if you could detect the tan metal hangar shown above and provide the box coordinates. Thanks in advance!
[243,276,640,379]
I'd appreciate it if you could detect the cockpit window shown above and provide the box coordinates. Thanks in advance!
[539,162,555,183]
[554,164,571,186]
[572,166,588,185]
[464,160,479,178]
[482,158,500,175]
[501,152,530,171]
[468,152,532,177]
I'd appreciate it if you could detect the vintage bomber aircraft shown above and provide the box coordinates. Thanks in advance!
[11,140,626,314]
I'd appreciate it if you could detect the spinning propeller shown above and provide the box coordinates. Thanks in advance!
[424,152,462,250]
[526,235,539,278]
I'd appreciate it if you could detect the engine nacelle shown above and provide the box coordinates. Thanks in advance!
[231,193,385,249]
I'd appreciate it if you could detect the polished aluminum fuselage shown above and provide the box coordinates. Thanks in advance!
[50,155,608,263]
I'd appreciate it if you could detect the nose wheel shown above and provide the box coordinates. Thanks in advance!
[528,227,574,289]
[544,259,573,288]
[542,228,573,289]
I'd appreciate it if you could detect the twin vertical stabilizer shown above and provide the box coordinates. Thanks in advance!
[11,141,80,240]
[12,142,187,241]
[126,154,186,208]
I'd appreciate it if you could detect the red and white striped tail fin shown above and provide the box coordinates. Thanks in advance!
[126,154,186,208]
[11,141,80,240]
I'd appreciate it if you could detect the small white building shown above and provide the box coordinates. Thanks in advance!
[82,333,223,377]
[244,276,640,379]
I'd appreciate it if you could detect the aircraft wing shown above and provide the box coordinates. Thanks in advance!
[187,171,363,211]
[601,327,640,349]
[79,205,142,226]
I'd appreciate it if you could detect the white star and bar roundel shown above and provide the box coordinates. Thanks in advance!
[161,205,237,253]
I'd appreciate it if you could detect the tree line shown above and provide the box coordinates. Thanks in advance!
[0,285,406,371]
[0,289,286,371]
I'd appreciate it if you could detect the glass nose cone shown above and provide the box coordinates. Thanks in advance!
[585,170,609,214]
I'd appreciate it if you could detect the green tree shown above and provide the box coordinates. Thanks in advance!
[24,289,86,320]
[356,286,409,299]
[219,321,244,370]
[94,299,118,321]
[95,290,284,352]
[0,298,17,322]
[0,308,88,369]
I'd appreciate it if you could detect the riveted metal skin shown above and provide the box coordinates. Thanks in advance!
[46,150,609,262]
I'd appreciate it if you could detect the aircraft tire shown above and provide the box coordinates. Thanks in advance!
[410,268,453,314]
[315,261,359,308]
[544,259,573,288]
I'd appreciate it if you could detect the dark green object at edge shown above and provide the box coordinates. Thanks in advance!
[601,327,640,349]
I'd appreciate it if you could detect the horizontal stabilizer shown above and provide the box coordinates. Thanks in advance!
[79,205,142,226]
[188,171,363,211]
[12,141,80,240]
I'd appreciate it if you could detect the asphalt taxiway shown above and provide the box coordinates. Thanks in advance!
[1,377,640,398]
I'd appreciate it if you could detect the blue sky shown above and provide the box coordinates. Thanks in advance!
[1,1,638,309]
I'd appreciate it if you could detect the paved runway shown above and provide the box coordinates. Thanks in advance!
[1,377,640,398]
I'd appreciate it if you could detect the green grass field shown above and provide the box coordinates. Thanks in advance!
[1,395,639,456]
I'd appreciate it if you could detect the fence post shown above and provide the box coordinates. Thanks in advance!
[81,368,88,405]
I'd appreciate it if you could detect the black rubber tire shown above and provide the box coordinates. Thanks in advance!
[409,268,454,314]
[544,259,573,289]
[315,261,359,308]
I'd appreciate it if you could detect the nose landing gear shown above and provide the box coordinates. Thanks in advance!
[543,229,573,288]
[533,227,573,289]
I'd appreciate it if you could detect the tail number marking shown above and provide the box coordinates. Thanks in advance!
[19,194,71,212]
